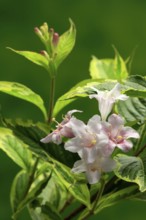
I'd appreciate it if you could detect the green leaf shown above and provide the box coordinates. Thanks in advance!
[54,19,76,68]
[11,162,52,217]
[113,47,128,81]
[89,50,128,81]
[4,119,78,167]
[29,202,63,220]
[94,186,137,214]
[53,75,146,123]
[39,171,68,211]
[114,154,146,192]
[78,186,137,219]
[117,97,146,124]
[133,190,146,201]
[53,79,96,117]
[123,75,146,98]
[0,127,32,170]
[7,47,49,71]
[53,160,91,209]
[0,81,47,120]
[11,171,30,215]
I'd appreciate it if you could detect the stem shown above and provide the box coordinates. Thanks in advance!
[135,144,146,156]
[48,77,56,124]
[64,205,85,220]
[23,157,39,199]
[83,178,106,219]
[65,178,106,220]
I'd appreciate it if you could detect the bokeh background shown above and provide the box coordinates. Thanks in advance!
[0,0,146,219]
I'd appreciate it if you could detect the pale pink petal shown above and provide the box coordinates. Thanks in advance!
[108,114,124,137]
[86,170,101,184]
[100,157,116,172]
[40,132,62,145]
[60,126,74,138]
[71,160,86,173]
[108,114,124,127]
[120,127,140,139]
[66,117,86,136]
[117,94,129,101]
[87,115,102,132]
[108,83,121,97]
[66,109,83,118]
[117,140,133,152]
[99,141,116,157]
[82,147,97,163]
[64,137,83,152]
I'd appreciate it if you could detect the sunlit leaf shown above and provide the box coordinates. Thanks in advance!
[53,75,146,118]
[7,47,49,71]
[54,19,76,68]
[39,172,68,211]
[114,154,146,192]
[0,81,47,120]
[11,162,52,217]
[29,202,63,220]
[53,79,97,117]
[89,49,128,81]
[53,160,91,209]
[0,127,32,170]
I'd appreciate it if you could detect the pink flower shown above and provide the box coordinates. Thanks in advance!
[64,115,109,163]
[102,114,140,152]
[89,83,128,120]
[40,110,82,145]
[72,156,116,184]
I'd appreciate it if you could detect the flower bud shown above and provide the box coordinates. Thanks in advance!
[40,50,49,59]
[34,27,42,37]
[52,32,59,47]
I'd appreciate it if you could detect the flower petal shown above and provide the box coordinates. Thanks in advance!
[64,137,83,152]
[40,132,62,145]
[100,157,116,172]
[117,140,133,152]
[82,147,97,163]
[86,169,101,184]
[66,117,86,136]
[87,114,102,132]
[71,160,86,173]
[108,114,124,137]
[120,126,140,139]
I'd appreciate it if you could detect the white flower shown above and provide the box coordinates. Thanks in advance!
[102,114,140,152]
[72,157,116,184]
[64,115,109,163]
[89,83,128,120]
[40,110,82,145]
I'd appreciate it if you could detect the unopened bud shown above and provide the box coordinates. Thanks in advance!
[40,50,49,59]
[50,28,54,33]
[52,33,59,46]
[34,27,42,36]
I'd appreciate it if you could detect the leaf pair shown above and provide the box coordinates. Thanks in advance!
[8,19,76,77]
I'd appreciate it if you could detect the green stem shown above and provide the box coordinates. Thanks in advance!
[92,178,105,212]
[81,178,106,220]
[48,77,56,124]
[23,157,39,199]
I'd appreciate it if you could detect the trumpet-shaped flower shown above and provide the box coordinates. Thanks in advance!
[64,115,109,163]
[102,114,140,152]
[72,157,116,184]
[40,110,82,145]
[89,83,128,120]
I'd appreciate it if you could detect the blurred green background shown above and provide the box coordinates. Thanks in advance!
[0,0,146,219]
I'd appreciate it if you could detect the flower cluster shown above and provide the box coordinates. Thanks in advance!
[41,83,139,184]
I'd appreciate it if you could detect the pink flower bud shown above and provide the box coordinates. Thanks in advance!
[34,27,42,36]
[52,32,59,46]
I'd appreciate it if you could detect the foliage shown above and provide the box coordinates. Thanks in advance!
[0,19,146,220]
